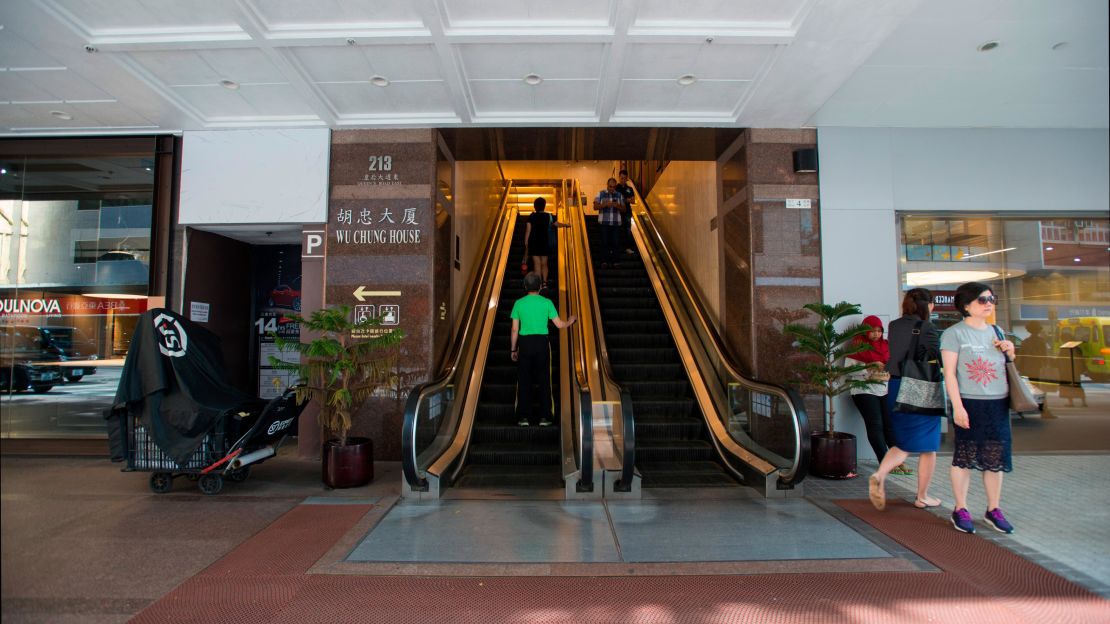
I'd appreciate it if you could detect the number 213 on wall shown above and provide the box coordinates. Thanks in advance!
[368,155,393,171]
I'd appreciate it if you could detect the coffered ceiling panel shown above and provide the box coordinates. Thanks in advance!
[470,80,597,115]
[291,45,442,82]
[0,0,1105,134]
[622,44,772,80]
[128,49,287,85]
[443,0,613,28]
[458,44,605,80]
[320,81,453,116]
[615,80,750,115]
[251,0,424,29]
[631,0,808,29]
[48,0,242,32]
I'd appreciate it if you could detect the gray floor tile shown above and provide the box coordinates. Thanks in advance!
[606,498,891,562]
[346,500,620,563]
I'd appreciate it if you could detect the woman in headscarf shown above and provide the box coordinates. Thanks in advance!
[846,316,906,474]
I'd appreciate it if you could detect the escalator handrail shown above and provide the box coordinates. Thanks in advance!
[572,179,636,490]
[401,183,515,490]
[561,179,593,490]
[630,188,810,487]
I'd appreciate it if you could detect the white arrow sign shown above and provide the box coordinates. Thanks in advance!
[352,287,401,302]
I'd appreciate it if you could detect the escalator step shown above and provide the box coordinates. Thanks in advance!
[611,363,686,381]
[604,334,674,349]
[640,471,739,488]
[621,380,689,398]
[467,442,561,465]
[608,347,678,364]
[454,464,563,489]
[634,439,716,462]
[635,419,704,440]
[471,424,560,444]
[629,398,695,417]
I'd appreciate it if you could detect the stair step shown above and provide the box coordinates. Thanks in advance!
[472,424,560,444]
[467,442,561,465]
[454,464,563,489]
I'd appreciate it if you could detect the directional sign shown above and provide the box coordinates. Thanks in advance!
[352,287,401,302]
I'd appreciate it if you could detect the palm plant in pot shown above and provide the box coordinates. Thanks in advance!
[783,301,875,479]
[270,305,403,488]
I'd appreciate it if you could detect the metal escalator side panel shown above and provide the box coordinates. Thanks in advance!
[624,217,777,486]
[627,184,809,491]
[400,183,518,495]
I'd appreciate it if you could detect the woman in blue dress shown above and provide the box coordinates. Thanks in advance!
[868,288,942,511]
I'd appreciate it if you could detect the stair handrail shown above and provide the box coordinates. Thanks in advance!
[559,178,593,492]
[628,187,810,488]
[401,182,516,491]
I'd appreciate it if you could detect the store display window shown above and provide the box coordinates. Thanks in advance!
[1,137,172,438]
[897,213,1110,449]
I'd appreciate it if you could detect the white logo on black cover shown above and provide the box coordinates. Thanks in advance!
[154,313,188,357]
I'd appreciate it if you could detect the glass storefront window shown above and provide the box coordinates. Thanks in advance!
[897,213,1110,449]
[1,139,164,438]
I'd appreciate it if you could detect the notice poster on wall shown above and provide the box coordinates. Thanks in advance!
[253,245,302,399]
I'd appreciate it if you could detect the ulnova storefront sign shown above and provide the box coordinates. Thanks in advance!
[0,296,147,316]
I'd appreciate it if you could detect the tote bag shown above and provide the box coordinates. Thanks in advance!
[993,325,1040,413]
[894,321,946,416]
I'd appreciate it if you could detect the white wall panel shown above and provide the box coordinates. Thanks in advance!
[818,126,1110,457]
[179,129,331,225]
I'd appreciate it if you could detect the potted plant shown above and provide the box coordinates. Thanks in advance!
[270,305,403,488]
[783,302,875,479]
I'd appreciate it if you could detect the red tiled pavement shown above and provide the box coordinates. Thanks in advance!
[129,499,1110,624]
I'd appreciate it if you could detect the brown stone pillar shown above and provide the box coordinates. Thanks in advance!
[319,129,444,460]
[718,129,821,389]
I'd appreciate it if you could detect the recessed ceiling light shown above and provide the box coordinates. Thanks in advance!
[977,40,1000,52]
[1045,246,1054,251]
[219,79,240,90]
[370,75,390,87]
[1074,257,1081,263]
[523,73,543,85]
[677,74,697,86]
[1051,41,1068,51]
[50,110,73,120]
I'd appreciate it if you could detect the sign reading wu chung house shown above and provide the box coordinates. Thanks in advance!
[0,295,148,317]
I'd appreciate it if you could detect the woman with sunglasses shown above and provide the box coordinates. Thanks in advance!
[940,282,1016,534]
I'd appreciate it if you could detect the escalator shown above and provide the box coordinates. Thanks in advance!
[586,217,740,488]
[453,214,563,489]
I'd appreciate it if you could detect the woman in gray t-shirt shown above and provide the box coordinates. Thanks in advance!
[940,282,1017,535]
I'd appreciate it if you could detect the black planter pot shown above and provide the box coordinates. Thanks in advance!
[322,437,374,488]
[809,431,857,479]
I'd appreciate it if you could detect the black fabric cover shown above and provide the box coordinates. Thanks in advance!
[106,308,251,464]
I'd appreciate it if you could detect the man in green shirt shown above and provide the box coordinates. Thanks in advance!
[511,272,576,426]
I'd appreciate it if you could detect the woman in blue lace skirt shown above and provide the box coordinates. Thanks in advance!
[940,282,1016,535]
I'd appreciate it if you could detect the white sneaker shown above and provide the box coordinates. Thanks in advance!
[538,418,553,427]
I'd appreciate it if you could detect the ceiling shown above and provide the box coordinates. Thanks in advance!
[0,0,1106,136]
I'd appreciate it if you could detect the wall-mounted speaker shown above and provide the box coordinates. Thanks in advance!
[793,148,818,173]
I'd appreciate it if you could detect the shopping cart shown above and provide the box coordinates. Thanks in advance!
[108,308,305,495]
[127,387,304,495]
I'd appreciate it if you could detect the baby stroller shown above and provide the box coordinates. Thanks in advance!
[106,308,305,495]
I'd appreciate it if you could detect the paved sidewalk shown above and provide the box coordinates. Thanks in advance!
[806,454,1110,598]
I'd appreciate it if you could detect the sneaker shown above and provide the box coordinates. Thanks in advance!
[984,508,1014,534]
[538,418,553,427]
[517,418,530,427]
[951,508,976,534]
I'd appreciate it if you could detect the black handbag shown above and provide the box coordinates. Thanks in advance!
[894,321,946,416]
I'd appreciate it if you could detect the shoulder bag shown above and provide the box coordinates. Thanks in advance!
[993,325,1039,413]
[894,321,946,415]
